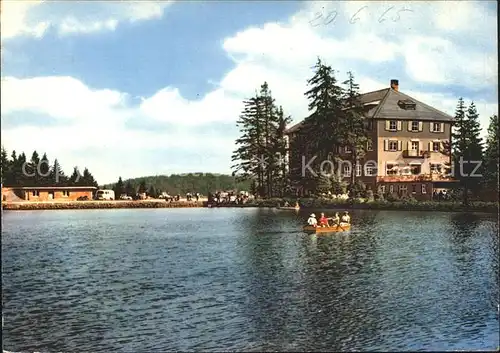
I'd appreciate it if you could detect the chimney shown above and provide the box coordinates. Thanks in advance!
[390,79,399,91]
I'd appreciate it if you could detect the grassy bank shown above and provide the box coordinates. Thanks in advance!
[245,198,499,213]
[2,200,206,210]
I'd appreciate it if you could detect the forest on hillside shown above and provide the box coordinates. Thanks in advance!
[103,173,252,197]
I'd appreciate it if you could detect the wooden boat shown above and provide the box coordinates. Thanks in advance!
[303,223,351,233]
[276,206,300,211]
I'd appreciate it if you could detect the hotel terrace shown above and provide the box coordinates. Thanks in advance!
[285,79,457,200]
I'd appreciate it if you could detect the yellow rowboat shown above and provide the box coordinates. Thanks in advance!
[303,224,351,233]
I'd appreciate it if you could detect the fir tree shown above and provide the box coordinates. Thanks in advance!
[148,185,156,198]
[80,168,98,187]
[315,174,332,195]
[69,167,81,185]
[113,177,124,197]
[138,180,147,194]
[341,71,368,186]
[39,153,50,186]
[50,159,67,186]
[483,115,498,192]
[1,146,10,185]
[125,180,135,196]
[302,58,344,163]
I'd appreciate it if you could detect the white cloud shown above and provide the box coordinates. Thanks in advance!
[0,1,173,39]
[1,0,497,183]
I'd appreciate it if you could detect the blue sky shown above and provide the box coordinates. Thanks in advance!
[1,0,497,184]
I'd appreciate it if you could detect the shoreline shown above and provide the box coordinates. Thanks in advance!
[2,200,206,210]
[2,199,498,213]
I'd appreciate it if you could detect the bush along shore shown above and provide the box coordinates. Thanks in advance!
[2,200,206,211]
[230,197,498,213]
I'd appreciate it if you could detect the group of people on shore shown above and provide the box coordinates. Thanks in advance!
[307,211,350,228]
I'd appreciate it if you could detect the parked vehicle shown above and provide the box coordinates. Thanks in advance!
[96,189,115,200]
[158,192,174,201]
[119,194,132,200]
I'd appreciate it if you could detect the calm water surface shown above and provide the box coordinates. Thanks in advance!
[2,208,499,352]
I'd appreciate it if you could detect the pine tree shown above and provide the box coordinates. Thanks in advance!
[79,168,98,187]
[341,71,368,187]
[138,180,147,194]
[125,180,135,196]
[39,153,50,186]
[69,167,81,185]
[451,99,483,205]
[148,185,156,198]
[50,159,67,186]
[1,146,10,185]
[302,58,344,163]
[113,177,124,197]
[483,115,498,193]
[315,174,332,195]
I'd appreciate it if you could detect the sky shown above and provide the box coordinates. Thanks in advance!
[1,0,498,185]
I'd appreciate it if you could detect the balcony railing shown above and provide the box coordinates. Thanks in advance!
[403,150,431,158]
[377,174,456,182]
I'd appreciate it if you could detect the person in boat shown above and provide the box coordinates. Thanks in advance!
[295,201,300,209]
[307,213,318,227]
[319,212,330,227]
[331,212,340,226]
[340,211,351,225]
[283,201,290,207]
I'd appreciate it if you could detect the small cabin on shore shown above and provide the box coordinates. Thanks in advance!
[2,186,98,202]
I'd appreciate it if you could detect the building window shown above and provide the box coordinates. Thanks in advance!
[345,146,352,153]
[365,165,377,176]
[399,185,407,193]
[410,121,419,131]
[379,185,386,193]
[389,185,394,193]
[343,164,351,177]
[421,184,427,194]
[388,140,398,151]
[63,190,70,197]
[366,139,373,151]
[389,120,397,131]
[356,163,362,176]
[400,166,411,175]
[32,190,40,197]
[386,163,398,175]
[432,122,441,132]
[412,184,417,193]
[430,163,442,173]
[432,141,440,152]
[410,164,421,175]
[411,141,419,152]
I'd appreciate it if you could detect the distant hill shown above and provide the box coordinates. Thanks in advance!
[102,173,252,195]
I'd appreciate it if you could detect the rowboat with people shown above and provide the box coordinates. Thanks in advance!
[276,201,300,211]
[303,211,351,233]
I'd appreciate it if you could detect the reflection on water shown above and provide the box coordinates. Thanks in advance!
[2,208,499,352]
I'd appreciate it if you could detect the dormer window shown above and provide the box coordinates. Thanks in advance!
[398,99,416,110]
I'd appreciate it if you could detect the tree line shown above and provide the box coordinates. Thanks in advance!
[1,147,98,187]
[104,173,252,198]
[231,57,499,203]
[452,99,498,204]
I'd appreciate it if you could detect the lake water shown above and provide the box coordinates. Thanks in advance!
[2,208,499,352]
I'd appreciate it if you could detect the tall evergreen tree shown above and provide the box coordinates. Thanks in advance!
[1,146,10,185]
[113,177,124,197]
[341,71,368,187]
[302,58,344,163]
[69,167,81,185]
[79,167,98,187]
[39,153,50,186]
[148,185,157,198]
[483,114,498,192]
[50,159,67,186]
[125,180,135,196]
[451,99,483,205]
[138,180,147,194]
